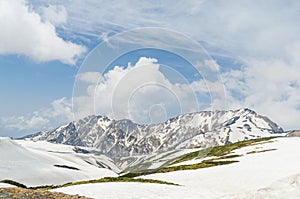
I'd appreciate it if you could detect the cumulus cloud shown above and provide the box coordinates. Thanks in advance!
[203,60,220,72]
[77,72,100,84]
[40,5,67,26]
[1,57,216,135]
[223,58,300,130]
[0,0,86,64]
[1,113,49,133]
[0,97,73,136]
[74,57,221,124]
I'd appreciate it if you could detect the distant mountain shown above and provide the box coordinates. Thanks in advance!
[25,108,284,158]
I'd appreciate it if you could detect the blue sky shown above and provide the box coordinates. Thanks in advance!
[0,0,300,137]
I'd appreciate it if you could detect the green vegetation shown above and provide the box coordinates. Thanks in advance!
[159,160,238,172]
[170,148,212,165]
[0,180,27,188]
[60,177,179,187]
[122,160,238,178]
[54,164,80,170]
[171,137,276,165]
[246,148,277,154]
[209,154,242,161]
[1,177,179,191]
[206,137,275,157]
[30,177,179,190]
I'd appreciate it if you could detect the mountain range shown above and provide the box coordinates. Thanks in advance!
[24,108,284,159]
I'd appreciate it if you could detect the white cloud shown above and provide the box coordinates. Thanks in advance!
[203,60,220,72]
[223,58,300,130]
[40,5,67,26]
[47,97,73,120]
[0,0,86,64]
[74,57,219,124]
[77,72,100,84]
[30,0,300,58]
[1,113,49,132]
[0,97,73,136]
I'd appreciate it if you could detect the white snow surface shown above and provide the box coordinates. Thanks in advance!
[0,137,117,187]
[0,183,15,188]
[54,137,300,199]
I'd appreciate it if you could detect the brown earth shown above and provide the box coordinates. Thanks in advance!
[0,187,92,199]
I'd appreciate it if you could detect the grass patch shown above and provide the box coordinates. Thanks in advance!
[209,154,242,161]
[60,177,180,187]
[158,160,237,173]
[0,180,27,188]
[28,177,179,190]
[170,148,211,165]
[54,165,80,170]
[122,160,238,178]
[246,148,277,154]
[171,137,276,165]
[206,137,275,157]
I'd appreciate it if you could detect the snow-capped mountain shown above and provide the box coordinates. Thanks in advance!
[26,108,284,158]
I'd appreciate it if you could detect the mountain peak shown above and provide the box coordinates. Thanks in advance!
[25,108,284,158]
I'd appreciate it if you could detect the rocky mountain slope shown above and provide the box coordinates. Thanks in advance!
[25,108,284,158]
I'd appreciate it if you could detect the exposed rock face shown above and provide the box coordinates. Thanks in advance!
[25,108,284,158]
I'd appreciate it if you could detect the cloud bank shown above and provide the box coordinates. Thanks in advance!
[0,97,73,137]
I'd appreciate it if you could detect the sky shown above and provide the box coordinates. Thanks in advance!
[0,0,300,137]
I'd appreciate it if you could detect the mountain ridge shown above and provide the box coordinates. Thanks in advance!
[24,108,284,158]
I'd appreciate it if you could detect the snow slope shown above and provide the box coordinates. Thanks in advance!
[0,137,117,187]
[54,182,197,199]
[229,174,300,199]
[53,137,300,199]
[0,183,15,188]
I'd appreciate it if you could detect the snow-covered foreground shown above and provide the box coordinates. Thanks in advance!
[0,137,117,187]
[54,182,197,199]
[0,183,15,188]
[54,137,300,199]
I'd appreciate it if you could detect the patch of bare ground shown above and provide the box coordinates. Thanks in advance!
[0,187,92,199]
